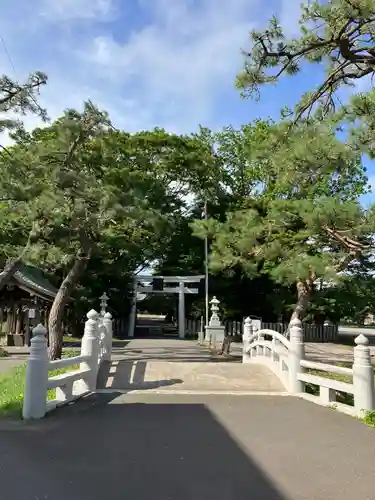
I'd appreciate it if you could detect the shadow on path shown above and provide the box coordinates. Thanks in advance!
[0,394,287,500]
[2,394,375,499]
[97,359,184,390]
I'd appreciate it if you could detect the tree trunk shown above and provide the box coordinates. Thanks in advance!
[290,279,312,323]
[48,253,91,360]
[220,336,232,356]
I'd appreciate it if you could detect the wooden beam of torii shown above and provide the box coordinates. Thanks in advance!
[128,275,204,339]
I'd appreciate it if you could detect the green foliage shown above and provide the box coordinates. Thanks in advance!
[312,272,375,324]
[363,410,375,428]
[336,88,375,159]
[192,119,372,319]
[0,72,48,133]
[236,0,375,119]
[195,197,369,285]
[0,110,223,328]
[215,119,275,201]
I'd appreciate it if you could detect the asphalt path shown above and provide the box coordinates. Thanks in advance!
[1,393,375,500]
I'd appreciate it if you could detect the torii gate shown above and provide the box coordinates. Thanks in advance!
[128,275,204,339]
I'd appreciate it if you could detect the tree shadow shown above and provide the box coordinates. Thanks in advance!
[0,396,287,500]
[97,359,183,390]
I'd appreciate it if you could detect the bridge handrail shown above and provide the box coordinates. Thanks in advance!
[23,307,113,420]
[245,328,290,349]
[243,317,375,417]
[299,359,353,376]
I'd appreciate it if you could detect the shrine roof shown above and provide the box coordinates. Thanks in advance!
[0,264,57,301]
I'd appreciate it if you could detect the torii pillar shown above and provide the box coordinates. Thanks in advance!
[178,281,185,339]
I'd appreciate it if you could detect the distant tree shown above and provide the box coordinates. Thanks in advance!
[192,120,372,323]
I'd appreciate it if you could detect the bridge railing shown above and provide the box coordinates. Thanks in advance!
[243,318,375,417]
[23,309,113,420]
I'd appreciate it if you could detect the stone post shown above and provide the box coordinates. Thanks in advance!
[103,312,113,362]
[100,292,109,317]
[242,317,253,363]
[23,324,49,420]
[288,318,305,394]
[353,334,375,416]
[205,297,225,351]
[80,309,100,392]
[256,323,264,356]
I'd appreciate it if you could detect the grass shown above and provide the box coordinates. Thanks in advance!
[63,335,124,344]
[305,366,354,406]
[363,410,375,428]
[0,349,80,419]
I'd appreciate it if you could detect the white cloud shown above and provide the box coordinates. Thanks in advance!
[81,0,258,131]
[39,0,115,21]
[0,0,298,141]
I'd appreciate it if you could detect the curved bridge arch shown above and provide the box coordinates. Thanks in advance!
[243,327,291,391]
[242,318,375,418]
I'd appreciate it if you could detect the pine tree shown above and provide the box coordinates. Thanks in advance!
[236,0,375,120]
[192,120,372,322]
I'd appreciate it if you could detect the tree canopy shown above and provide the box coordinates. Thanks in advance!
[236,0,375,119]
[2,6,375,358]
[192,118,373,321]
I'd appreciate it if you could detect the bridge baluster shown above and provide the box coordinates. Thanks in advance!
[353,334,375,416]
[288,318,305,394]
[242,317,252,363]
[271,336,277,363]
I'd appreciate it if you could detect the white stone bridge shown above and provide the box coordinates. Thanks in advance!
[17,302,375,500]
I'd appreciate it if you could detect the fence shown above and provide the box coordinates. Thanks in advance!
[242,317,375,417]
[22,309,113,420]
[183,318,338,343]
[261,322,338,343]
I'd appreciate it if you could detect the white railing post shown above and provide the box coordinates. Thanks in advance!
[79,309,100,392]
[103,312,113,362]
[256,324,264,356]
[288,318,305,394]
[23,324,49,420]
[353,334,375,416]
[242,317,252,363]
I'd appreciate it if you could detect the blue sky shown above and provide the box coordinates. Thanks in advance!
[0,0,374,202]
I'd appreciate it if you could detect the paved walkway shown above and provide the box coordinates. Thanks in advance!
[98,338,285,393]
[2,339,375,498]
[0,347,29,373]
[1,393,375,500]
[98,338,371,393]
